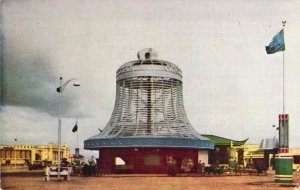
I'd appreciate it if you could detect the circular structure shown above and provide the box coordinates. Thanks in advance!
[275,153,293,183]
[84,48,214,173]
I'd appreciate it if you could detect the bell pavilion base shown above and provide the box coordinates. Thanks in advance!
[97,147,199,174]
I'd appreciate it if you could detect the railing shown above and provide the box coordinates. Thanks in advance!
[45,166,72,181]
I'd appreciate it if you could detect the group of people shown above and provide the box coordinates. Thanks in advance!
[195,160,206,175]
[71,159,101,176]
[167,157,207,176]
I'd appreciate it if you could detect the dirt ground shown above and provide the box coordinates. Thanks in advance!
[1,171,300,190]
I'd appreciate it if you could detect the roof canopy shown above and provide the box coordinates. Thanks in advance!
[202,135,248,146]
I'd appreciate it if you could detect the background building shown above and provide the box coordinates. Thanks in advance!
[0,144,71,165]
[202,135,248,168]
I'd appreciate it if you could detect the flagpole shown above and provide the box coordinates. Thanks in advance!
[282,20,286,114]
[77,125,79,148]
[76,116,78,148]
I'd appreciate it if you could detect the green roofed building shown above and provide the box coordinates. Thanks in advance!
[202,135,248,168]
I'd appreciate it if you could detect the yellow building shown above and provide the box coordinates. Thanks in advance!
[289,148,300,171]
[243,144,264,162]
[0,144,71,165]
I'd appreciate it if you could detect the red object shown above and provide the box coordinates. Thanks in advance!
[279,148,289,153]
[98,147,198,174]
[279,114,289,120]
[284,114,289,120]
[279,114,283,120]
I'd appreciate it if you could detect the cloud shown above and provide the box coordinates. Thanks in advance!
[2,42,80,117]
[1,106,57,144]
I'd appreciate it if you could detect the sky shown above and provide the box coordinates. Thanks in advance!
[1,0,300,158]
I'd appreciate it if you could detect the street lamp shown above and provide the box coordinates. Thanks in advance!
[56,77,80,181]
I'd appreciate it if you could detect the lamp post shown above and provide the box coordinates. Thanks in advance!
[14,148,16,169]
[272,124,279,147]
[56,77,80,181]
[14,138,17,169]
[271,125,279,170]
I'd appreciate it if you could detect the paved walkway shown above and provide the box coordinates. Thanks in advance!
[1,171,300,190]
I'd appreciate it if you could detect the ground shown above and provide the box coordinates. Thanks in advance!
[1,171,300,190]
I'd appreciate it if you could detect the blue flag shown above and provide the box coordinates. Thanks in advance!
[266,29,285,54]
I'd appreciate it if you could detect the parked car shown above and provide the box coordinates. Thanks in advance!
[28,161,44,170]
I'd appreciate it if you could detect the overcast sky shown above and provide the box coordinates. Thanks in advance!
[1,0,300,158]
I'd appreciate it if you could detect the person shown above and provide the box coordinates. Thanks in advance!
[246,159,253,169]
[214,161,221,175]
[44,165,50,181]
[201,162,205,175]
[196,160,202,175]
[167,157,177,176]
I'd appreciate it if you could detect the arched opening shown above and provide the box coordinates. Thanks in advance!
[115,157,126,165]
[35,153,41,161]
[114,156,133,174]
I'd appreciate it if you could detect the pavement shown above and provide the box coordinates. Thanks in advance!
[1,168,300,190]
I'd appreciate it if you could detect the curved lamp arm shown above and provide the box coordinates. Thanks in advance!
[56,78,79,93]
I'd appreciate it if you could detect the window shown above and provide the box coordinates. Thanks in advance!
[144,155,160,166]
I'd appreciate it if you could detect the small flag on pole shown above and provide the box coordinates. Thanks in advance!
[266,29,285,54]
[72,122,78,133]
